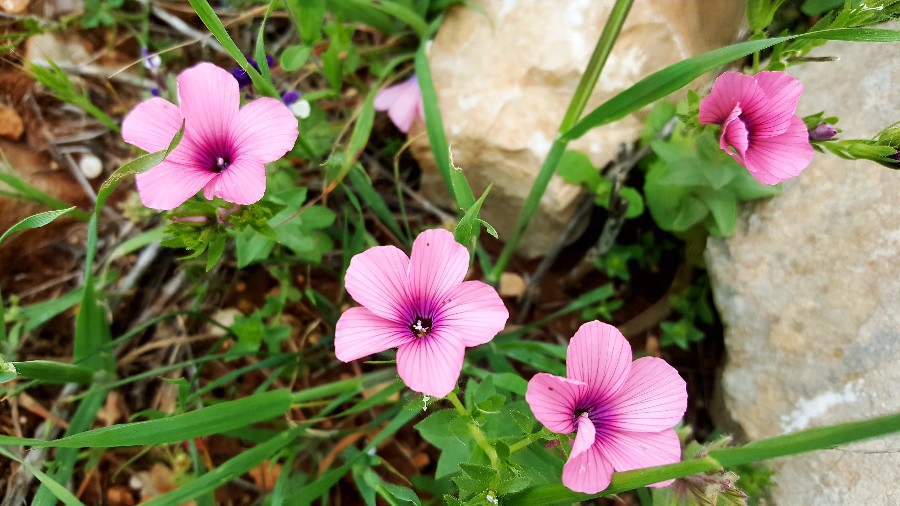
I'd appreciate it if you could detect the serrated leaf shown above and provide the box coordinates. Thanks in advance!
[0,206,76,246]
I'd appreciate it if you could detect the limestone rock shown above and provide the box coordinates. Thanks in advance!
[706,31,900,505]
[413,0,746,257]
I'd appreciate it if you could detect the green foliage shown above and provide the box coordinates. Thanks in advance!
[83,0,125,28]
[28,61,119,131]
[747,0,786,33]
[557,150,644,219]
[644,128,780,238]
[661,275,715,350]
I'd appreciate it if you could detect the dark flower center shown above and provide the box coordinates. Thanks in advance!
[213,156,230,173]
[573,408,590,422]
[409,317,432,339]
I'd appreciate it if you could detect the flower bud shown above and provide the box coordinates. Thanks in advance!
[809,122,838,141]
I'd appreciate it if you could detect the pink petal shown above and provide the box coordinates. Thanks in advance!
[566,321,632,402]
[229,97,299,163]
[374,76,418,111]
[753,72,803,137]
[433,281,508,347]
[176,63,239,152]
[375,77,422,133]
[407,229,470,317]
[562,440,614,494]
[602,357,687,433]
[571,413,597,459]
[743,115,815,185]
[344,245,412,323]
[525,373,588,434]
[396,334,465,397]
[334,306,414,362]
[699,72,765,126]
[720,105,749,163]
[122,97,183,153]
[598,428,682,487]
[134,160,216,210]
[202,156,266,205]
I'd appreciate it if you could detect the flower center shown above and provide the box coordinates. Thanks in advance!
[213,156,230,173]
[573,409,591,423]
[409,317,432,339]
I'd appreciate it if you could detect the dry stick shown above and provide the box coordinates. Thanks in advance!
[1,384,78,506]
[514,197,595,324]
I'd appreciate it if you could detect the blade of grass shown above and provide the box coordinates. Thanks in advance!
[488,0,633,282]
[186,0,279,97]
[0,447,87,506]
[564,26,900,140]
[9,360,94,385]
[0,207,76,246]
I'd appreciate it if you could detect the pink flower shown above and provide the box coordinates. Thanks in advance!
[526,321,687,494]
[122,62,298,210]
[374,75,424,133]
[335,228,508,397]
[699,71,814,185]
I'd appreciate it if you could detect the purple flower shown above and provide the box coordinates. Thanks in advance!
[281,90,301,105]
[809,122,838,141]
[230,55,276,89]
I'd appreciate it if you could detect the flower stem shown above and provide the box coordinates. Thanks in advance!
[488,0,634,283]
[468,421,500,470]
[508,428,552,454]
[446,391,467,415]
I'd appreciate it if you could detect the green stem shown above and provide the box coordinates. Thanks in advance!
[489,0,634,282]
[468,421,500,470]
[508,428,552,454]
[446,391,468,415]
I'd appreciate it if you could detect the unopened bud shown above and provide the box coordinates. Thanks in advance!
[809,122,838,141]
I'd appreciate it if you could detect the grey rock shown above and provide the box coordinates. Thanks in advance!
[707,29,900,506]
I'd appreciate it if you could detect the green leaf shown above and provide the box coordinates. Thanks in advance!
[564,27,900,140]
[9,360,94,384]
[0,207,76,246]
[454,185,493,252]
[0,390,292,448]
[346,163,404,240]
[206,232,226,271]
[416,409,475,478]
[280,44,312,71]
[557,150,601,192]
[0,447,86,506]
[285,0,325,44]
[416,46,476,210]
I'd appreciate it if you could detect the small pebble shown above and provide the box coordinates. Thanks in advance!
[78,153,103,179]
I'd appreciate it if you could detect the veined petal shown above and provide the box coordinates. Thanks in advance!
[566,321,632,402]
[571,413,597,459]
[562,441,614,494]
[752,71,804,136]
[433,281,508,347]
[203,156,266,205]
[396,334,465,397]
[135,160,216,210]
[602,357,687,433]
[230,97,299,163]
[743,115,815,185]
[335,307,414,362]
[699,72,765,126]
[122,97,183,153]
[720,105,749,163]
[177,63,240,155]
[525,373,587,434]
[597,428,682,487]
[344,245,412,323]
[408,229,469,317]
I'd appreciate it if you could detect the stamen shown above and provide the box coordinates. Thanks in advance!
[409,317,432,339]
[213,157,230,173]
